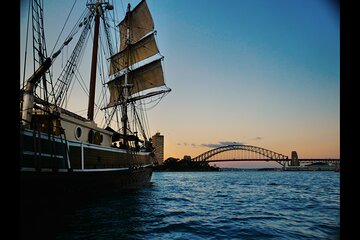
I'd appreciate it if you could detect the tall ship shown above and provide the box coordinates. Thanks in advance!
[20,0,171,194]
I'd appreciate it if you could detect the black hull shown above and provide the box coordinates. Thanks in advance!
[20,167,153,198]
[20,128,155,197]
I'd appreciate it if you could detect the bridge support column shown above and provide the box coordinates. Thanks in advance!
[291,151,299,166]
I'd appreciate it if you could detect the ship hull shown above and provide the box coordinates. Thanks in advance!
[21,167,153,196]
[20,128,154,195]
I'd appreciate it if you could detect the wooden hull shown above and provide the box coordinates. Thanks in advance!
[21,167,153,196]
[20,128,155,195]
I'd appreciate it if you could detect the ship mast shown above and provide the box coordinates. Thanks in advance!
[87,0,101,121]
[106,0,171,145]
[122,3,133,148]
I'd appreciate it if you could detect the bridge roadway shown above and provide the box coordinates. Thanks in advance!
[191,144,340,167]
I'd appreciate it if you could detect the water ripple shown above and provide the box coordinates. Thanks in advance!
[23,171,339,240]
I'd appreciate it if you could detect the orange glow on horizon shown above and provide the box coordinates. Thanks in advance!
[163,141,340,162]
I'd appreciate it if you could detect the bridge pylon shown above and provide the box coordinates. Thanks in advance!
[291,151,299,166]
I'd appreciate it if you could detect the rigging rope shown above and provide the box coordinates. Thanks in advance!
[21,0,32,89]
[54,9,93,107]
[50,0,78,57]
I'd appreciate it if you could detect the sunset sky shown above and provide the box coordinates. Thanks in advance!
[20,0,339,168]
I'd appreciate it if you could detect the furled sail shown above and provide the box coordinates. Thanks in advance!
[109,33,159,74]
[108,58,165,105]
[119,0,154,51]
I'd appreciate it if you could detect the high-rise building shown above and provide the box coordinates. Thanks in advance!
[152,132,164,165]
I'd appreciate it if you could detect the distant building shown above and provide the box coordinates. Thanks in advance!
[152,132,164,165]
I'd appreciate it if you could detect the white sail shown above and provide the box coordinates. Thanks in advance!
[107,59,165,105]
[119,0,154,51]
[109,33,159,75]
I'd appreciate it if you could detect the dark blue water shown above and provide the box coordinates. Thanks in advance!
[21,171,340,239]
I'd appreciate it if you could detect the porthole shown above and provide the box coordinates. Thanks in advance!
[94,131,101,145]
[75,126,82,140]
[88,130,94,143]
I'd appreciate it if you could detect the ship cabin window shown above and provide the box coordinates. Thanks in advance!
[100,134,103,143]
[93,131,101,145]
[88,130,94,143]
[75,126,82,140]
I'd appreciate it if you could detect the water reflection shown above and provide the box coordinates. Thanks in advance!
[20,171,340,240]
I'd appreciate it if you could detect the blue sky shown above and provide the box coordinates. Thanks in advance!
[20,0,339,167]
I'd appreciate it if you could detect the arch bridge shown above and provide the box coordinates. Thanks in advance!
[191,145,289,167]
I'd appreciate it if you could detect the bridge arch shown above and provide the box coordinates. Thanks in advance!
[191,145,289,166]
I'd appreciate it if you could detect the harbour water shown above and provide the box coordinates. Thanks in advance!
[20,171,340,239]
